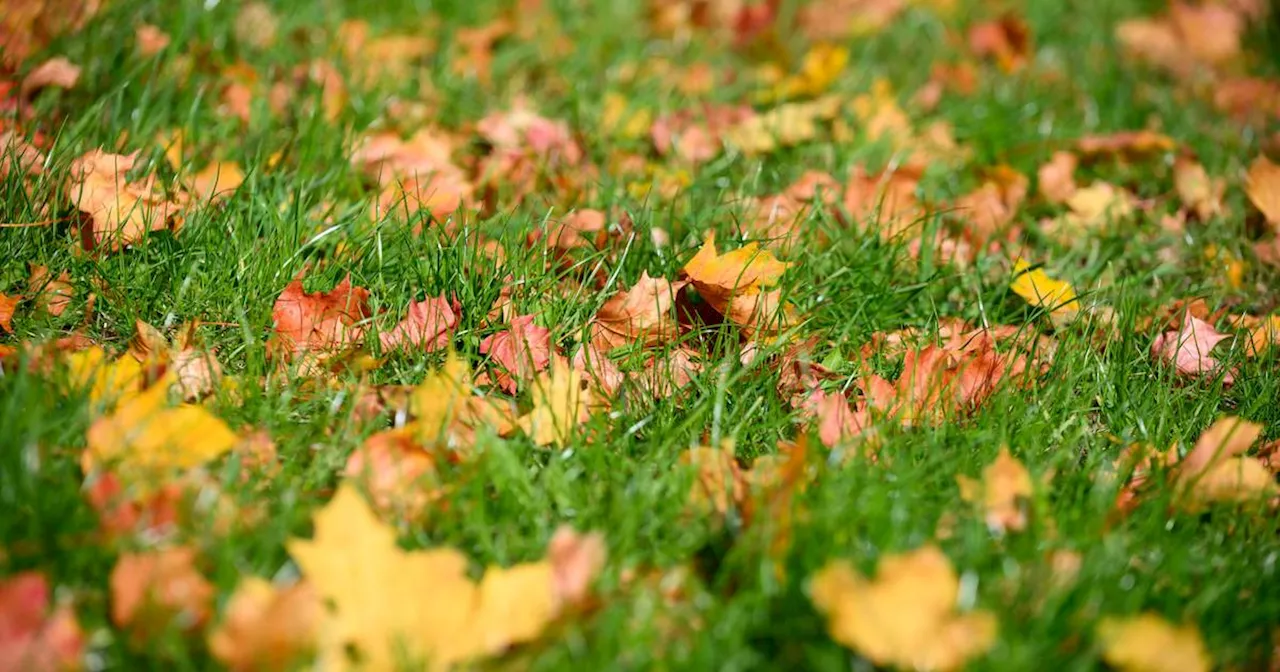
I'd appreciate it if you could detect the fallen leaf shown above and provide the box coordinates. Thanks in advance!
[1150,311,1234,384]
[681,233,790,333]
[67,150,182,252]
[378,297,457,352]
[234,2,278,49]
[531,209,607,257]
[968,15,1031,71]
[289,484,593,671]
[480,314,552,394]
[0,572,84,672]
[1169,1,1241,66]
[591,272,687,352]
[135,24,170,55]
[1037,151,1078,204]
[269,274,371,362]
[27,264,73,317]
[0,293,18,332]
[1115,17,1186,75]
[1245,155,1280,232]
[20,57,81,98]
[84,372,239,482]
[517,357,591,447]
[801,388,865,449]
[188,161,244,202]
[208,578,320,672]
[1244,314,1280,356]
[810,545,997,671]
[1173,156,1224,221]
[1175,416,1275,506]
[547,527,607,607]
[1010,260,1079,316]
[1076,131,1175,159]
[1097,613,1210,672]
[343,427,442,520]
[681,443,746,517]
[956,447,1034,533]
[110,546,214,634]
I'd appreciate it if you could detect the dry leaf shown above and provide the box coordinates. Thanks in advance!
[480,314,552,394]
[208,578,320,672]
[1076,131,1175,159]
[0,572,84,672]
[269,274,371,362]
[20,57,81,98]
[288,484,596,671]
[378,297,457,352]
[343,427,442,520]
[27,265,73,317]
[1010,260,1079,316]
[590,272,686,352]
[968,15,1030,71]
[1175,416,1275,507]
[517,357,591,447]
[1150,311,1233,384]
[1173,156,1224,221]
[1037,151,1078,204]
[67,150,182,252]
[1245,155,1280,232]
[189,161,244,202]
[956,447,1034,533]
[135,24,170,55]
[681,233,790,334]
[810,545,997,671]
[0,293,19,333]
[110,546,214,634]
[1097,613,1210,672]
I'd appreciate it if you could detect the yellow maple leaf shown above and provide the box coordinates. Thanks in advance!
[810,545,997,671]
[1175,417,1276,508]
[407,351,515,448]
[1097,613,1210,672]
[956,447,1034,533]
[1010,260,1079,315]
[1245,155,1280,232]
[288,484,560,671]
[682,232,790,323]
[517,357,591,447]
[84,373,238,482]
[63,346,146,408]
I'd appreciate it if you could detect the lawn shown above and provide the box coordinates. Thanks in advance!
[2,0,1279,670]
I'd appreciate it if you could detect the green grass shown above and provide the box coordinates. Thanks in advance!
[3,0,1279,669]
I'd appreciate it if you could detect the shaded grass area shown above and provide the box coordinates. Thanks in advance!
[2,0,1279,669]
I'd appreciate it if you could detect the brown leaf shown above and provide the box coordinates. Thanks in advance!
[269,274,371,361]
[0,572,84,672]
[110,546,214,635]
[378,297,457,352]
[479,314,552,394]
[1173,156,1224,221]
[0,293,18,333]
[968,15,1031,72]
[1076,131,1175,159]
[591,272,687,352]
[67,150,182,252]
[20,57,81,98]
[27,264,73,317]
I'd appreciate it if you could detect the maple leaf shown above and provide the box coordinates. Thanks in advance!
[269,274,371,362]
[1075,131,1175,159]
[571,343,625,401]
[1150,311,1234,384]
[801,388,866,449]
[110,546,214,635]
[406,351,516,449]
[1245,155,1280,232]
[841,165,923,238]
[1173,156,1224,221]
[0,572,84,672]
[956,447,1034,533]
[1243,314,1280,357]
[1036,151,1078,203]
[1010,260,1079,316]
[1169,1,1242,66]
[343,427,443,520]
[61,346,146,408]
[0,292,18,333]
[517,357,592,447]
[809,545,997,671]
[1174,416,1275,507]
[28,264,73,317]
[351,129,461,187]
[129,320,224,401]
[84,371,239,483]
[135,24,171,55]
[480,314,552,394]
[546,527,607,608]
[591,272,687,352]
[968,15,1031,72]
[531,209,608,257]
[188,161,244,202]
[1096,613,1210,672]
[638,347,703,399]
[66,150,182,252]
[20,57,81,98]
[378,297,457,352]
[681,233,790,333]
[289,484,598,671]
[681,443,747,517]
[207,578,320,672]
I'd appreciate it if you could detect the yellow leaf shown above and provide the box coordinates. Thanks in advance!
[1245,155,1280,232]
[810,545,997,671]
[517,358,591,447]
[1010,260,1079,315]
[1097,613,1210,672]
[84,374,238,480]
[956,447,1034,533]
[63,346,146,408]
[288,484,562,671]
